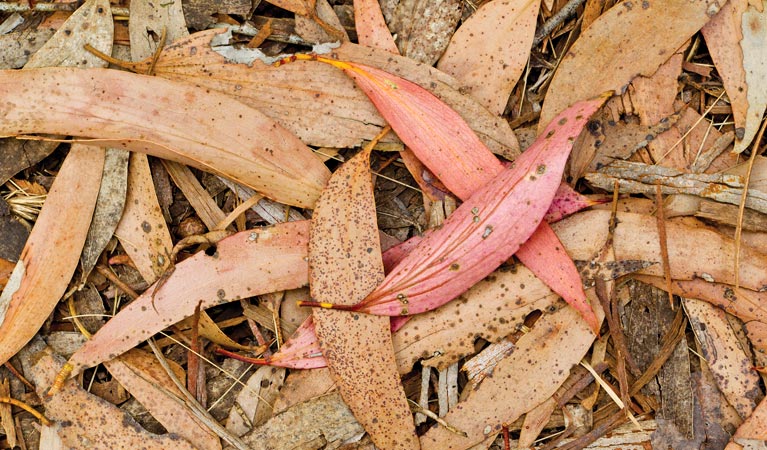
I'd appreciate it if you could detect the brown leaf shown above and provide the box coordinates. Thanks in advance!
[387,0,463,65]
[309,143,419,448]
[21,339,197,449]
[420,296,601,449]
[353,0,399,52]
[0,145,103,366]
[539,0,722,132]
[104,349,222,450]
[701,0,749,150]
[683,298,762,420]
[437,0,541,115]
[114,153,172,283]
[737,4,767,153]
[0,67,331,209]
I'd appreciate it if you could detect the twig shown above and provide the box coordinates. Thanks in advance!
[735,118,767,290]
[533,0,588,46]
[654,184,674,309]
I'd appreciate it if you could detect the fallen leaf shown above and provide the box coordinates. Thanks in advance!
[733,390,767,441]
[683,298,762,419]
[331,95,607,318]
[437,0,541,115]
[353,0,399,52]
[0,145,103,366]
[538,0,722,133]
[104,349,222,450]
[738,3,767,153]
[701,0,749,150]
[21,338,197,449]
[147,30,519,156]
[226,366,286,435]
[79,148,128,279]
[114,153,172,283]
[0,67,331,209]
[386,0,463,65]
[420,296,602,449]
[308,141,419,448]
[63,221,310,378]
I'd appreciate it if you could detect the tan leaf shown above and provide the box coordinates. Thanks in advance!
[114,153,172,283]
[437,0,541,115]
[737,4,767,153]
[0,145,103,366]
[354,0,398,52]
[683,298,762,419]
[147,30,519,156]
[309,143,419,448]
[0,67,331,209]
[104,349,221,450]
[701,0,749,149]
[538,0,722,132]
[420,297,601,449]
[21,340,196,450]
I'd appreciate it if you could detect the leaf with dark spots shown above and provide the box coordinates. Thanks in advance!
[308,133,419,449]
[62,222,310,378]
[302,95,608,326]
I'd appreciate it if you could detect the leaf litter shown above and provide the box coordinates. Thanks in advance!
[2,1,767,450]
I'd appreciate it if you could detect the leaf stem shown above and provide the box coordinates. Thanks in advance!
[296,300,357,311]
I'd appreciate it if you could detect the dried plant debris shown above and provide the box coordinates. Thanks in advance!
[3,0,767,449]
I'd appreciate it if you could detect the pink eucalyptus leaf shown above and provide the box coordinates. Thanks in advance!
[515,222,599,333]
[544,183,606,223]
[260,317,326,369]
[63,222,310,378]
[353,94,609,317]
[299,57,505,200]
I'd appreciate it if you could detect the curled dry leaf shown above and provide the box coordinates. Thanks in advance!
[0,145,102,366]
[309,142,419,448]
[63,221,310,378]
[437,0,541,115]
[538,0,722,132]
[0,67,330,209]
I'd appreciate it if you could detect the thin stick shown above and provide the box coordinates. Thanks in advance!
[654,184,675,309]
[0,397,51,426]
[734,118,767,290]
[533,0,588,46]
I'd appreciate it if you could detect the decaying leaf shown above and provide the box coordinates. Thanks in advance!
[104,349,222,450]
[701,0,749,151]
[63,222,310,378]
[420,296,602,449]
[539,0,722,132]
[114,153,172,284]
[0,145,102,366]
[0,67,330,209]
[21,338,197,449]
[437,0,541,115]
[683,298,762,420]
[738,3,767,153]
[309,141,419,448]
